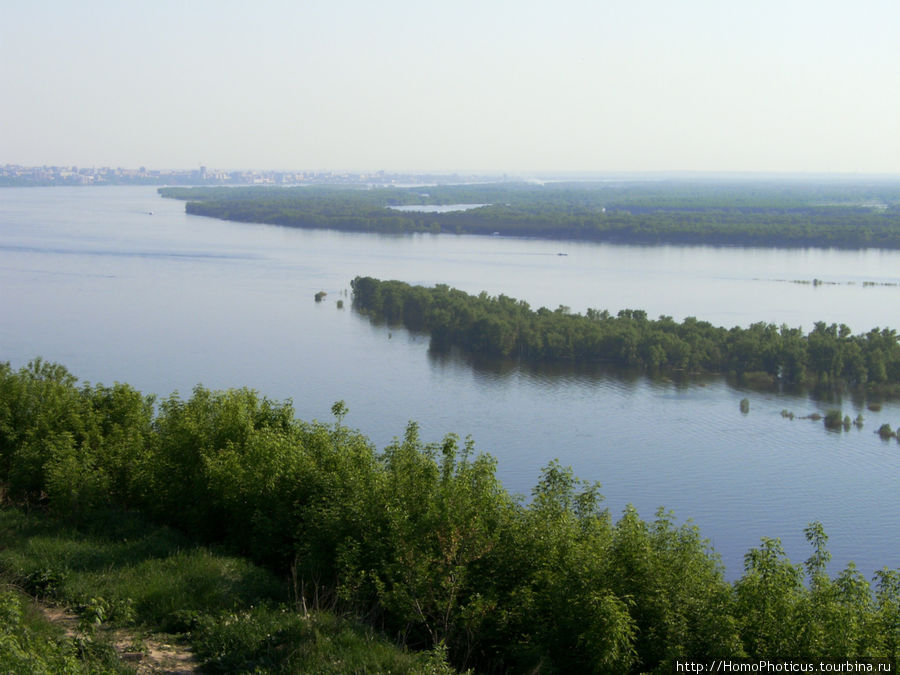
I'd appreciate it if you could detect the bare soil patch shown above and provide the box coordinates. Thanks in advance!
[37,602,199,674]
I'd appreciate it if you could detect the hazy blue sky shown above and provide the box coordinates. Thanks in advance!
[3,0,899,173]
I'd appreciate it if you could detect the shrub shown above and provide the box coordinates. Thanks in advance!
[823,409,844,430]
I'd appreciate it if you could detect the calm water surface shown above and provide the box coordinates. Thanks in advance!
[1,186,898,580]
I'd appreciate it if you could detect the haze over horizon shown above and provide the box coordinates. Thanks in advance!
[3,0,899,175]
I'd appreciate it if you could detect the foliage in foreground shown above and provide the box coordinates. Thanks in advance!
[0,585,129,674]
[0,358,898,673]
[0,508,457,674]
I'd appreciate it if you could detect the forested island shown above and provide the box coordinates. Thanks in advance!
[351,276,900,396]
[1,359,898,672]
[160,179,900,249]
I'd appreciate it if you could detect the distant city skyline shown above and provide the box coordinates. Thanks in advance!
[5,162,900,184]
[3,1,900,174]
[0,162,507,187]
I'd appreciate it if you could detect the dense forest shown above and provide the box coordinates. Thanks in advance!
[160,179,900,248]
[1,359,898,672]
[350,276,900,395]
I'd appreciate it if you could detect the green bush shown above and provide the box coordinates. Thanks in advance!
[824,409,844,430]
[1,360,898,673]
[0,587,128,673]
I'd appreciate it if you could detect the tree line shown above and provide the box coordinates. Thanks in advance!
[350,276,900,395]
[1,359,897,672]
[159,180,900,248]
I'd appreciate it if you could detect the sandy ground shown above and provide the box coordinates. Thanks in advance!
[38,603,199,674]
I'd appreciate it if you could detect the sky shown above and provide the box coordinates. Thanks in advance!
[2,0,900,174]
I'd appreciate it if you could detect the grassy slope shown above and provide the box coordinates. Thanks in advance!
[0,507,457,674]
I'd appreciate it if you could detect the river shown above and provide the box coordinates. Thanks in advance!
[1,185,898,580]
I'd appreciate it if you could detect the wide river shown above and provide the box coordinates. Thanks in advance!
[1,186,898,580]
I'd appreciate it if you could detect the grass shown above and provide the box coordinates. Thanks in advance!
[193,606,456,673]
[0,507,458,674]
[0,585,130,673]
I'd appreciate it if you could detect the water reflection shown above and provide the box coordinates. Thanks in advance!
[362,308,891,420]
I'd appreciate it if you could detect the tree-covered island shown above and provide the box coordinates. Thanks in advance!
[351,276,900,396]
[160,179,900,248]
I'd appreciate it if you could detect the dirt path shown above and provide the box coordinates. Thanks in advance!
[38,603,199,674]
